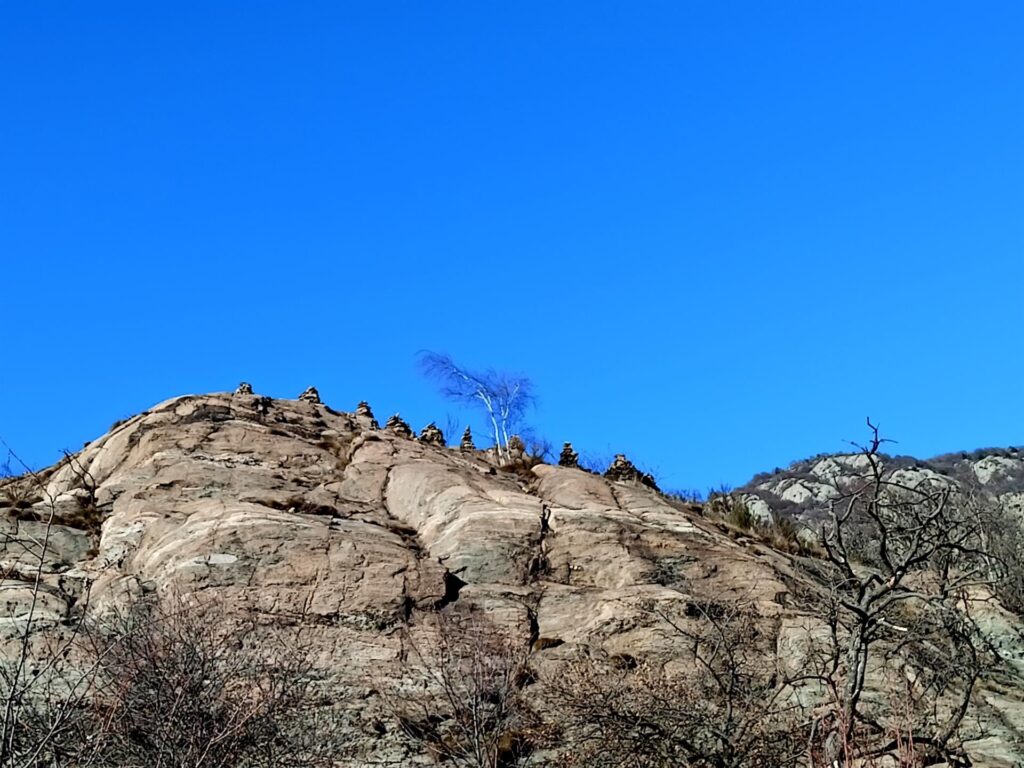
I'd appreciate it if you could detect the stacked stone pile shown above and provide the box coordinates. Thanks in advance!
[558,442,579,468]
[355,401,379,429]
[384,414,414,439]
[418,423,445,447]
[298,386,321,404]
[604,453,659,490]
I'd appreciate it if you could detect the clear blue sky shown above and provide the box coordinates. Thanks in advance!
[2,2,1022,492]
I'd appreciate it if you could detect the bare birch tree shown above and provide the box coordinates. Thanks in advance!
[418,352,534,464]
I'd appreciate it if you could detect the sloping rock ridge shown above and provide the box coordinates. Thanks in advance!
[3,393,1024,765]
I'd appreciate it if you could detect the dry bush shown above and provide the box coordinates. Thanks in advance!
[382,607,546,767]
[546,603,807,768]
[4,594,346,768]
[0,447,102,768]
[703,491,818,557]
[73,594,344,768]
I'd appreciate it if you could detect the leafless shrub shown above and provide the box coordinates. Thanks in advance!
[382,607,546,767]
[0,444,99,768]
[977,496,1024,616]
[73,593,344,768]
[521,431,553,466]
[702,491,819,557]
[546,602,807,768]
[663,488,704,504]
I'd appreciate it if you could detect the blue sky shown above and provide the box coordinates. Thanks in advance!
[2,2,1022,492]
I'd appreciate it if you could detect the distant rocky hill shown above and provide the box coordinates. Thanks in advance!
[736,443,1024,530]
[3,390,1024,766]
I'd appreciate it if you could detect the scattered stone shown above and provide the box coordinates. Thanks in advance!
[558,442,580,468]
[355,401,379,429]
[604,453,659,490]
[234,382,253,396]
[460,427,475,452]
[384,414,414,439]
[298,387,321,404]
[419,423,445,447]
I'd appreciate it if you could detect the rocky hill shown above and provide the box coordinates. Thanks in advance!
[3,390,1024,766]
[736,443,1024,531]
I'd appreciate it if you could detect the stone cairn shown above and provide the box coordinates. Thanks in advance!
[355,401,379,429]
[460,426,475,452]
[384,414,414,439]
[418,423,446,447]
[558,442,579,468]
[507,435,526,464]
[298,386,321,404]
[604,453,659,490]
[234,382,253,396]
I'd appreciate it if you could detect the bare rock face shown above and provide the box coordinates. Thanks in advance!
[459,426,475,451]
[418,422,445,447]
[741,446,1024,530]
[384,414,413,439]
[558,442,579,468]
[5,393,1024,766]
[298,386,321,404]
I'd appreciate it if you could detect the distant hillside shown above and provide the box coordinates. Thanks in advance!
[736,443,1024,529]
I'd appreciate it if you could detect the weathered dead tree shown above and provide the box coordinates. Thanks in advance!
[810,420,1000,766]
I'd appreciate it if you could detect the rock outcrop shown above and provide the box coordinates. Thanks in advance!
[234,381,253,396]
[740,446,1024,528]
[3,393,1024,766]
